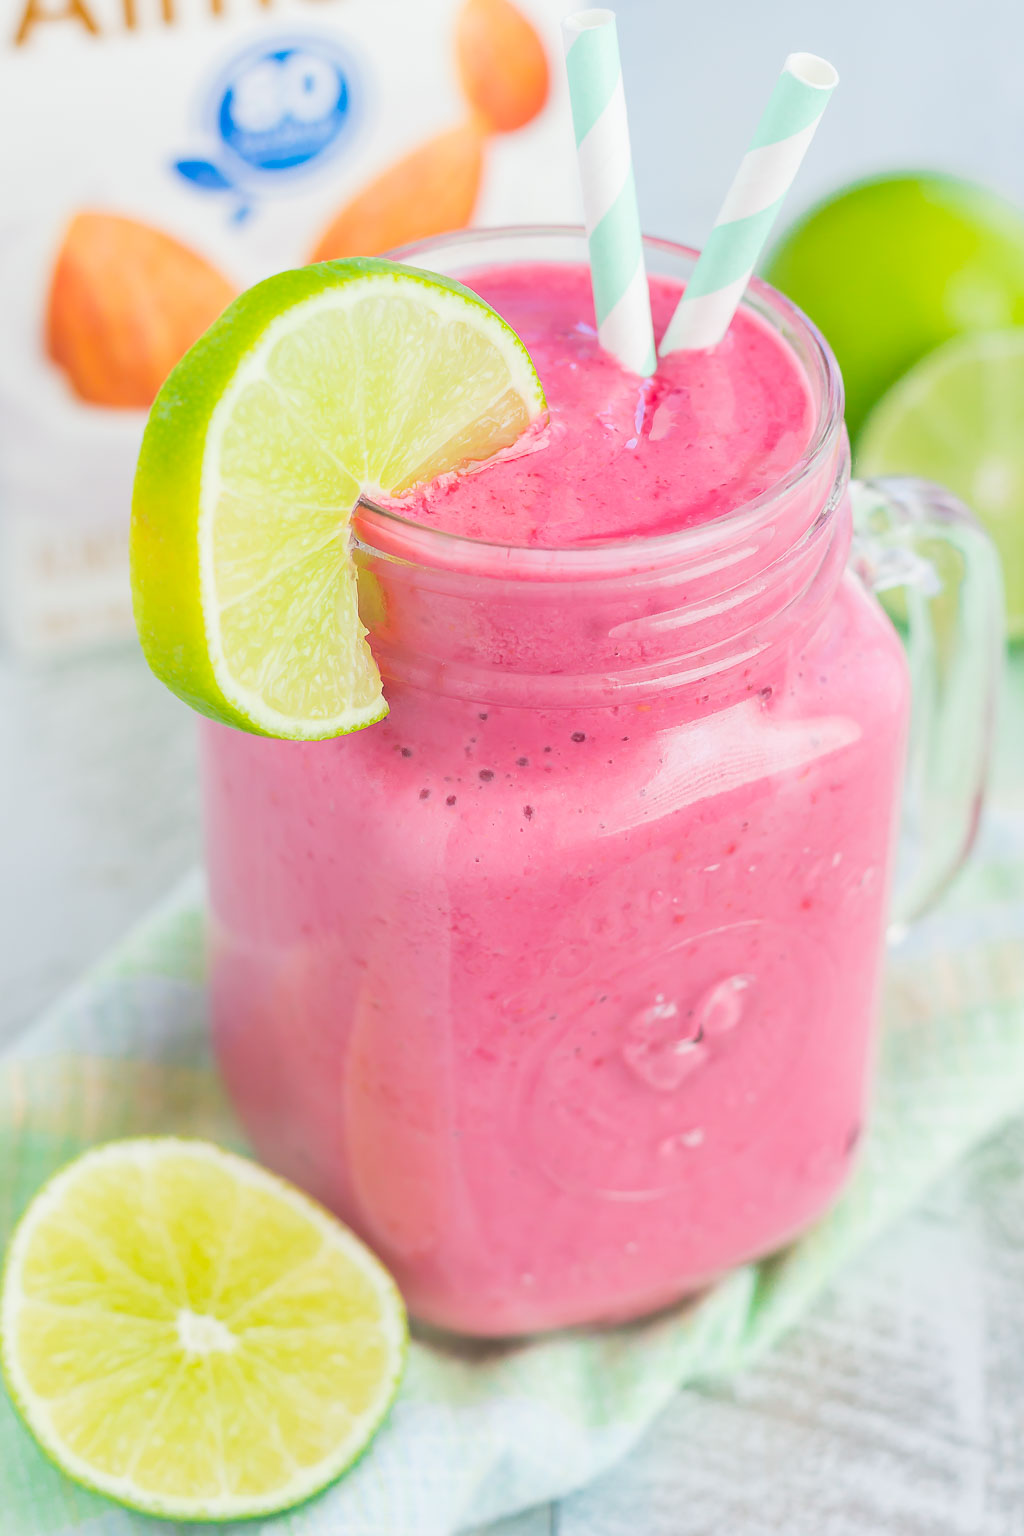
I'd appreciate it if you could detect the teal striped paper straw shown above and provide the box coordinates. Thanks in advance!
[660,52,838,355]
[563,9,656,377]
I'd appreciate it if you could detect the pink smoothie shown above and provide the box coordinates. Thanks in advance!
[399,265,813,544]
[203,260,910,1335]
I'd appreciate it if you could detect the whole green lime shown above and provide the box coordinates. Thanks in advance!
[763,173,1024,440]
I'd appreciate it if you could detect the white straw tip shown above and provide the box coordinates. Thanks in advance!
[784,52,839,90]
[563,8,616,39]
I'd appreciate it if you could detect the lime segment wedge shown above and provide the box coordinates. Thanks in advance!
[1,1139,407,1521]
[131,259,545,739]
[858,327,1024,636]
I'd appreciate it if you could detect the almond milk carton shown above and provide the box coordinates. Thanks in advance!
[0,0,576,651]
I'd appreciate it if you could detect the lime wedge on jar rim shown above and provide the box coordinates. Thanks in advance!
[130,258,545,739]
[0,1138,407,1521]
[858,327,1024,637]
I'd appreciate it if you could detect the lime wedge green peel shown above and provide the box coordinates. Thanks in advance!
[859,328,1024,637]
[763,172,1024,440]
[0,1138,408,1521]
[131,258,546,740]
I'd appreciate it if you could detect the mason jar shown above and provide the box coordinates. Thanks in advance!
[201,228,1002,1336]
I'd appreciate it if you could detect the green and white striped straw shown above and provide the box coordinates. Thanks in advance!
[660,52,838,356]
[563,9,656,377]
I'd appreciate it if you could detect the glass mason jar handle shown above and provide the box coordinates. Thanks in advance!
[851,476,1005,931]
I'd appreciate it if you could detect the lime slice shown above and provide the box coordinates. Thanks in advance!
[0,1138,407,1521]
[859,328,1024,637]
[763,173,1024,440]
[130,259,545,739]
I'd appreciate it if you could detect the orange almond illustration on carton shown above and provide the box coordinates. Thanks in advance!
[456,0,549,132]
[47,212,236,410]
[309,120,486,262]
[310,0,549,262]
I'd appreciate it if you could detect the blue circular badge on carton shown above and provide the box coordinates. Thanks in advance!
[175,35,360,217]
[217,43,352,174]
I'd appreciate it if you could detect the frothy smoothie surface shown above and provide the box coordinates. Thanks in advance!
[399,262,815,546]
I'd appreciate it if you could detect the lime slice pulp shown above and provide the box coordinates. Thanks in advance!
[0,1138,407,1521]
[858,327,1024,636]
[130,258,546,739]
